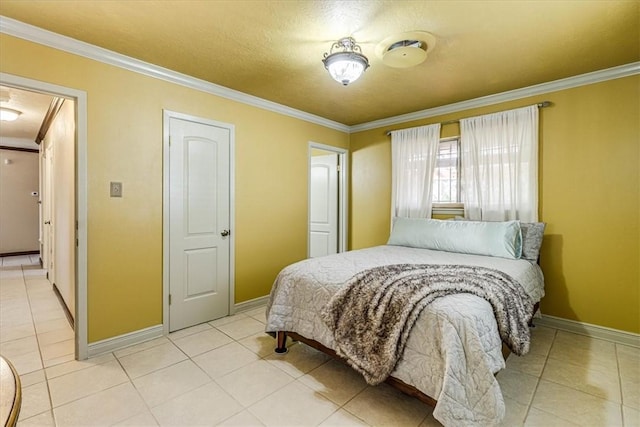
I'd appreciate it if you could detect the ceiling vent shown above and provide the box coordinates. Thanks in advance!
[376,31,436,69]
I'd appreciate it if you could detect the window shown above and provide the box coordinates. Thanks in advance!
[432,137,462,209]
[392,105,538,220]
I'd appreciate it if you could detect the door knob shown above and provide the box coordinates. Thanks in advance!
[221,229,230,237]
[44,221,51,225]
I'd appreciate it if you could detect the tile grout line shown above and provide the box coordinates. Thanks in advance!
[614,344,626,426]
[311,356,376,426]
[283,377,344,427]
[112,350,164,426]
[338,384,380,426]
[521,326,556,424]
[117,321,263,425]
[47,347,157,423]
[20,261,58,424]
[538,333,626,406]
[20,263,55,422]
[257,338,376,427]
[219,354,329,427]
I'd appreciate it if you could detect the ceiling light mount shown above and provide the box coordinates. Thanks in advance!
[322,37,370,86]
[376,31,436,69]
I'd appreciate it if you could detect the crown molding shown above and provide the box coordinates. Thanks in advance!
[0,137,38,150]
[0,16,350,133]
[350,61,640,133]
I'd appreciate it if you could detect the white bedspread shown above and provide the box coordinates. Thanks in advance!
[265,245,544,427]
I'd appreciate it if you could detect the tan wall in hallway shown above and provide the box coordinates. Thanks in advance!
[0,148,39,254]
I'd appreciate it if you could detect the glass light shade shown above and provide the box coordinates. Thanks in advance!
[323,51,369,86]
[0,108,21,121]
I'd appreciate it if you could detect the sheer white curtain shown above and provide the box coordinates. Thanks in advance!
[460,105,538,222]
[391,123,441,218]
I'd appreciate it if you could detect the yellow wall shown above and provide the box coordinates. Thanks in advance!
[2,32,638,341]
[350,75,639,333]
[0,34,349,342]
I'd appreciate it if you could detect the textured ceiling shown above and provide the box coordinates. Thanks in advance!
[0,1,638,126]
[0,85,53,141]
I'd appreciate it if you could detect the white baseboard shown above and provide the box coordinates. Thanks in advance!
[535,314,640,348]
[86,297,269,358]
[234,295,269,313]
[87,324,164,358]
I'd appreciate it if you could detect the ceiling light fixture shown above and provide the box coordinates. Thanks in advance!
[0,107,22,121]
[322,37,370,86]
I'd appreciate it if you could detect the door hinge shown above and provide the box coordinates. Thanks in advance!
[337,165,341,172]
[169,294,172,305]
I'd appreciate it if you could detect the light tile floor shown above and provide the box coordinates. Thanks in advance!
[1,255,638,426]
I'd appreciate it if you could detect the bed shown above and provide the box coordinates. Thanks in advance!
[265,219,545,426]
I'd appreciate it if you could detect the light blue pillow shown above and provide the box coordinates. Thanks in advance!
[387,218,523,259]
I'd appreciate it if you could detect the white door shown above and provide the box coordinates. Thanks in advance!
[169,117,230,332]
[309,154,338,258]
[42,142,55,282]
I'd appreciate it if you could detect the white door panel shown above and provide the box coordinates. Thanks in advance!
[184,248,218,297]
[309,154,338,258]
[169,117,230,332]
[310,232,330,257]
[186,138,217,234]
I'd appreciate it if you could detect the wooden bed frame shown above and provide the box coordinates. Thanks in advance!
[273,302,539,408]
[275,330,440,406]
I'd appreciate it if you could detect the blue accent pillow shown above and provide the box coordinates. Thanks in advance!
[387,218,523,259]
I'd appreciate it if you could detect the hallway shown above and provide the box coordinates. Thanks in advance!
[0,255,74,370]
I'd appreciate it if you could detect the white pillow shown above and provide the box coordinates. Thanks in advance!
[387,218,522,259]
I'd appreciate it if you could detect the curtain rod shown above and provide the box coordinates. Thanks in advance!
[385,101,551,136]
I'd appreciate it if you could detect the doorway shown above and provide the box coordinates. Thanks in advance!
[0,72,89,360]
[163,110,235,333]
[308,142,348,258]
[41,98,76,324]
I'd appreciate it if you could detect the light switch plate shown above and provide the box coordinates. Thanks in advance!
[110,182,123,197]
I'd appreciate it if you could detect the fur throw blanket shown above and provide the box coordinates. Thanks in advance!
[321,264,534,385]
